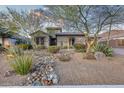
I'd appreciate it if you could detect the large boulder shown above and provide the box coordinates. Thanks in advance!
[4,70,15,77]
[94,52,106,61]
[58,53,71,62]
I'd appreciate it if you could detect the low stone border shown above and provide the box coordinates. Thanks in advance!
[24,56,59,86]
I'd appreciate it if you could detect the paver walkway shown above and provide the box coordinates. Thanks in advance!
[55,52,124,85]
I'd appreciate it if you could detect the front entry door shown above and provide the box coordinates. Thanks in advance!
[69,37,75,46]
[49,37,57,46]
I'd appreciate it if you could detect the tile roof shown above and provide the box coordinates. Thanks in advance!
[30,30,48,36]
[56,32,84,36]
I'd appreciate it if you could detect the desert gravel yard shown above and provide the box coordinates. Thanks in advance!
[1,50,124,86]
[0,54,27,86]
[55,52,124,85]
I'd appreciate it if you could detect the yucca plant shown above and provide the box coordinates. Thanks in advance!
[93,44,113,56]
[10,55,32,75]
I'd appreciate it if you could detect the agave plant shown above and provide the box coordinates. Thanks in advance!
[10,55,32,75]
[93,44,113,56]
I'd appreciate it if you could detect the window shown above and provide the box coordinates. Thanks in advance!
[39,37,44,45]
[36,37,39,45]
[35,37,44,45]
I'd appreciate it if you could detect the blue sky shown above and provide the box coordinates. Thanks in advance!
[0,5,44,12]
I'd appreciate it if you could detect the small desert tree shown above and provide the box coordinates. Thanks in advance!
[48,5,124,55]
[0,7,48,48]
[103,6,124,46]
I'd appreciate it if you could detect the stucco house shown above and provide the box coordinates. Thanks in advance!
[30,27,85,47]
[0,32,29,48]
[0,37,16,48]
[99,30,124,48]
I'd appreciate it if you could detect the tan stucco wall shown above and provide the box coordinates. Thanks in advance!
[57,36,69,47]
[44,36,49,47]
[57,36,85,47]
[75,36,86,44]
[3,38,11,48]
[0,37,16,48]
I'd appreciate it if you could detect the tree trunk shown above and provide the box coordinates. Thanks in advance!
[86,43,92,53]
[84,41,95,59]
[107,18,112,46]
[86,36,97,54]
[84,35,97,59]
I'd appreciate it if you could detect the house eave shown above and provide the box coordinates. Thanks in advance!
[56,34,85,36]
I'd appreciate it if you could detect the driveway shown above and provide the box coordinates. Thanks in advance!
[113,48,124,55]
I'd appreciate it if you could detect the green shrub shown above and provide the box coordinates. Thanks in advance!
[36,45,46,50]
[8,47,24,56]
[61,46,68,49]
[93,44,113,56]
[61,46,73,49]
[10,55,32,75]
[74,43,86,52]
[17,44,32,50]
[69,46,74,49]
[48,46,60,53]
